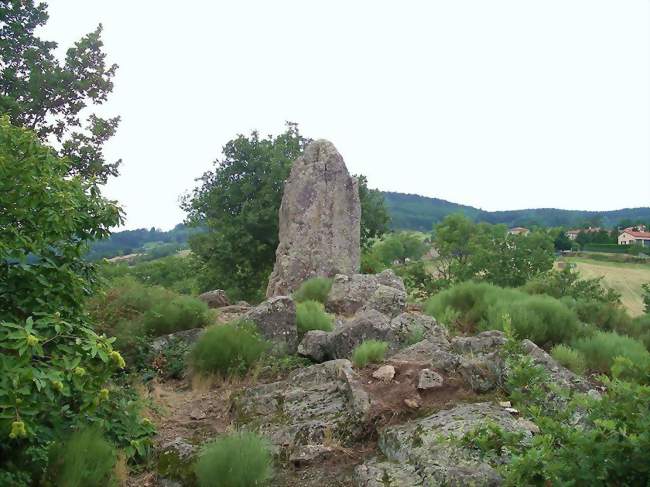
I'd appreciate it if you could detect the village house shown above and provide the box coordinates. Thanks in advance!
[618,226,650,247]
[565,226,601,240]
[508,227,530,236]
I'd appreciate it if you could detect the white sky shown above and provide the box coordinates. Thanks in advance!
[43,1,649,230]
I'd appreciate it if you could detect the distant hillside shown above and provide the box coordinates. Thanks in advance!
[383,192,650,231]
[90,193,650,260]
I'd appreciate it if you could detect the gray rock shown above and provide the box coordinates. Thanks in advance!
[267,140,361,297]
[457,352,504,393]
[197,289,230,308]
[372,364,396,382]
[356,402,534,487]
[389,312,449,347]
[451,330,507,355]
[160,437,195,459]
[232,360,372,459]
[243,296,298,354]
[151,328,204,353]
[297,309,395,361]
[417,368,444,390]
[326,270,407,318]
[389,339,459,372]
[520,339,590,391]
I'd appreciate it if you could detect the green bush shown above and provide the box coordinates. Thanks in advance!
[296,300,334,333]
[142,294,211,336]
[190,321,268,376]
[293,277,333,304]
[573,331,650,374]
[351,340,389,368]
[47,428,117,487]
[485,295,582,347]
[405,324,426,346]
[550,344,587,375]
[194,431,272,487]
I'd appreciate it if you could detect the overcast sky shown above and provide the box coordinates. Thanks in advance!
[43,1,649,230]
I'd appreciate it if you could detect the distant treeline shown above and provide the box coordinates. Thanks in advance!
[383,192,650,231]
[89,192,650,260]
[85,224,203,260]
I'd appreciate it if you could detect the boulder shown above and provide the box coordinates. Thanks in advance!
[389,312,448,347]
[266,140,361,297]
[151,328,204,354]
[232,359,372,463]
[197,289,230,308]
[298,309,395,361]
[417,368,444,390]
[372,365,396,382]
[243,296,298,354]
[355,402,537,486]
[326,270,407,318]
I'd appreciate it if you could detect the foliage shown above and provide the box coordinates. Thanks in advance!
[150,337,191,380]
[194,431,272,487]
[357,174,391,248]
[426,282,583,346]
[351,340,388,368]
[572,331,650,375]
[296,300,334,334]
[433,214,554,287]
[522,266,621,305]
[642,283,650,314]
[0,1,120,182]
[45,428,116,487]
[190,321,268,376]
[372,232,428,266]
[0,118,153,481]
[404,325,426,346]
[142,294,211,336]
[492,331,650,485]
[88,277,211,367]
[393,260,444,300]
[292,277,332,304]
[550,345,587,375]
[182,124,390,301]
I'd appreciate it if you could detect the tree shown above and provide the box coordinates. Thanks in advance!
[0,1,120,182]
[357,175,391,248]
[433,214,555,287]
[0,117,152,482]
[642,283,650,314]
[553,229,573,251]
[183,124,390,301]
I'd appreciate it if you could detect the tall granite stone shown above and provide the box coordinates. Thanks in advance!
[266,139,361,297]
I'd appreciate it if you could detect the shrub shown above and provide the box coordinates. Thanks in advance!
[485,295,582,347]
[550,344,587,375]
[293,277,332,304]
[296,300,334,333]
[190,321,268,376]
[351,340,388,368]
[47,428,117,487]
[194,431,272,487]
[573,331,650,374]
[142,294,211,336]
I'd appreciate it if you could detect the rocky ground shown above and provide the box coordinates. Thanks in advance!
[133,270,593,486]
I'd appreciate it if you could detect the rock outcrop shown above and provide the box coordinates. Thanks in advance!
[197,289,230,308]
[243,296,299,354]
[266,140,361,297]
[326,270,406,318]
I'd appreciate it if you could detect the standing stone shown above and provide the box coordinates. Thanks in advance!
[266,140,361,297]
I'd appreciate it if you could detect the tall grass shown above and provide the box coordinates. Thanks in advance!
[293,277,333,304]
[351,340,388,368]
[573,331,650,374]
[194,431,272,487]
[296,300,334,333]
[190,321,268,376]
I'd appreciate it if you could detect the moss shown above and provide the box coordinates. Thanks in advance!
[157,449,196,485]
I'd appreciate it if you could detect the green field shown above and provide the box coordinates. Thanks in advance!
[560,257,650,316]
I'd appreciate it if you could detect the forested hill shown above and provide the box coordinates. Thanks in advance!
[383,192,650,231]
[89,193,650,260]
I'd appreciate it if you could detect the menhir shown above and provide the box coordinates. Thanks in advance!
[266,139,361,297]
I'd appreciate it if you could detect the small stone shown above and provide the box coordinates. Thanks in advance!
[189,409,206,420]
[504,407,519,415]
[417,369,444,390]
[404,398,420,409]
[372,365,395,382]
[499,401,512,408]
[516,418,540,434]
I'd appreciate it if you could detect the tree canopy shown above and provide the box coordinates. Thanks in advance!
[183,124,390,301]
[0,0,120,182]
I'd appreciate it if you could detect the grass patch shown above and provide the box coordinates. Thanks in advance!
[550,344,587,375]
[351,340,388,368]
[293,277,333,304]
[190,321,268,377]
[296,300,334,333]
[194,431,272,487]
[573,331,650,374]
[142,294,211,336]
